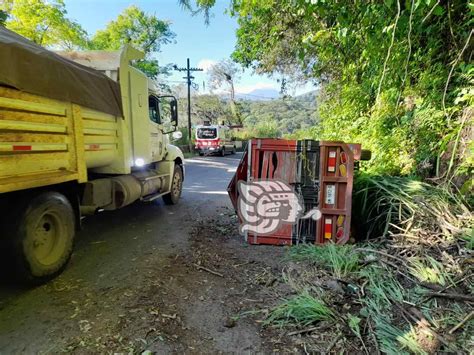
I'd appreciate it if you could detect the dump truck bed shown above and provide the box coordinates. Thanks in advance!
[0,86,121,193]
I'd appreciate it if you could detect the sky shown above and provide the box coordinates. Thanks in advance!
[64,0,314,98]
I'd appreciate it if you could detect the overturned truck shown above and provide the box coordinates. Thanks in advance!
[228,139,371,245]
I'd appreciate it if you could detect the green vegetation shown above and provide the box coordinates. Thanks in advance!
[237,92,318,138]
[186,0,473,193]
[88,5,174,78]
[353,174,472,240]
[358,264,419,354]
[264,290,334,328]
[1,1,174,78]
[231,0,472,180]
[175,91,318,140]
[262,242,473,352]
[0,9,8,26]
[1,0,87,49]
[408,256,453,286]
[287,243,360,279]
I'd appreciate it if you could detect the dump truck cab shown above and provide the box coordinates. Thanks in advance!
[0,28,184,283]
[57,45,183,173]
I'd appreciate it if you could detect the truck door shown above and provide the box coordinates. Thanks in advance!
[148,95,164,162]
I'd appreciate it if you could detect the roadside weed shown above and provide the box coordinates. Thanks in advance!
[408,256,452,286]
[264,290,334,327]
[397,326,432,355]
[287,243,360,278]
[358,265,428,354]
[460,230,474,250]
[347,314,362,337]
[353,175,471,242]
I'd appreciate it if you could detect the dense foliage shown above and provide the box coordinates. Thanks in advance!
[188,0,472,186]
[1,0,87,49]
[174,91,318,140]
[236,91,318,138]
[1,1,174,78]
[231,1,472,181]
[89,5,175,78]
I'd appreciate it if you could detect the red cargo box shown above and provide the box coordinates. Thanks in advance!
[228,139,363,246]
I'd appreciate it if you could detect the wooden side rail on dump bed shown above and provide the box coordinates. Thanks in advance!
[0,86,121,193]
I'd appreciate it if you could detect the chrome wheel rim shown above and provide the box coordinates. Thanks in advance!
[172,170,182,197]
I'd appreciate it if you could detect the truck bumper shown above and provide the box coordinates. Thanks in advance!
[196,147,222,154]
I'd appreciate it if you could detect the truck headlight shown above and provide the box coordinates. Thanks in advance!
[135,158,145,167]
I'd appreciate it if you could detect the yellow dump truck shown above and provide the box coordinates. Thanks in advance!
[0,28,185,282]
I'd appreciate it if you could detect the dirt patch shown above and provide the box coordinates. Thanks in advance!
[4,209,470,353]
[34,210,300,353]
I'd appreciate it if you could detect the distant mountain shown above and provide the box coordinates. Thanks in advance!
[236,88,280,101]
[293,89,316,98]
[235,88,319,102]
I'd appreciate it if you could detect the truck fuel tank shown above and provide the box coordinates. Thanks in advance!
[81,169,167,212]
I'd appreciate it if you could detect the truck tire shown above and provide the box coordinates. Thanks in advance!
[360,149,372,161]
[11,192,75,284]
[221,147,226,157]
[163,165,183,205]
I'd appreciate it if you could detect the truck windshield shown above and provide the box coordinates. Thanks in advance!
[197,128,217,139]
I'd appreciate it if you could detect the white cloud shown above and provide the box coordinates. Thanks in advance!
[235,82,278,94]
[197,59,217,72]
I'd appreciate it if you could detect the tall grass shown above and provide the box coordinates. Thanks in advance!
[353,175,472,242]
[408,256,453,286]
[358,265,429,354]
[264,291,334,327]
[287,243,360,278]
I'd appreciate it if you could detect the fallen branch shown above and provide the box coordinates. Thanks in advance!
[194,264,224,277]
[356,248,406,265]
[287,326,319,336]
[326,333,343,353]
[418,273,473,305]
[424,291,474,303]
[368,318,381,355]
[449,311,474,334]
[377,258,419,284]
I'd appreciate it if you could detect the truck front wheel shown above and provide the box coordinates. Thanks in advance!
[163,165,183,205]
[12,192,75,283]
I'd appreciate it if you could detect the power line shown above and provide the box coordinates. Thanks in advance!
[173,59,203,147]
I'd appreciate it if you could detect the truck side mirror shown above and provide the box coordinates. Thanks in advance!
[170,98,178,126]
[158,95,178,134]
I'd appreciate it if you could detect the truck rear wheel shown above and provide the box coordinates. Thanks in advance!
[12,192,75,284]
[163,165,183,205]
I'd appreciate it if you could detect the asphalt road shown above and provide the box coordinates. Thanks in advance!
[0,153,243,352]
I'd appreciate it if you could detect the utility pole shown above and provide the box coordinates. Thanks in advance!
[173,59,203,151]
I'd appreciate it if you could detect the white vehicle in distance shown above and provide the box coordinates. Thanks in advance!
[195,123,237,156]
